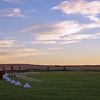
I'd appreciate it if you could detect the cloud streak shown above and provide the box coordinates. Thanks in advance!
[22,19,100,45]
[0,39,16,48]
[0,8,25,18]
[0,47,48,60]
[2,0,27,3]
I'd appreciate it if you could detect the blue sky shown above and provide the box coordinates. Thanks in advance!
[0,0,100,65]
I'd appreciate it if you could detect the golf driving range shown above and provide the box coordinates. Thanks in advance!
[0,71,100,100]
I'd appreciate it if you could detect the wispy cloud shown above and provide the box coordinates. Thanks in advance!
[52,0,100,22]
[47,47,63,50]
[2,0,27,4]
[36,34,60,41]
[3,0,20,3]
[61,33,100,44]
[0,8,25,18]
[87,15,100,22]
[22,21,81,35]
[22,20,82,44]
[0,39,28,48]
[0,39,16,48]
[63,34,95,41]
[33,41,56,44]
[14,48,48,57]
[60,40,79,44]
[22,19,100,44]
[21,25,41,33]
[0,47,48,60]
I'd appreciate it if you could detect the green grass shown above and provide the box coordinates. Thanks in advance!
[0,71,100,100]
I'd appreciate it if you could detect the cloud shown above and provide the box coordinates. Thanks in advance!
[47,47,63,50]
[60,40,79,44]
[0,8,25,18]
[2,0,27,4]
[61,33,100,44]
[22,18,100,35]
[83,22,100,29]
[87,15,100,22]
[21,25,41,33]
[60,33,100,44]
[33,41,56,44]
[52,0,100,22]
[21,0,100,45]
[3,0,20,3]
[52,0,100,15]
[22,21,81,35]
[63,34,94,41]
[22,19,100,45]
[0,47,48,59]
[0,49,12,56]
[36,34,60,41]
[0,39,16,48]
[14,48,48,57]
[0,39,27,48]
[22,20,82,44]
[96,32,100,35]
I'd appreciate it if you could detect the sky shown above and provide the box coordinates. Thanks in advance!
[0,0,100,65]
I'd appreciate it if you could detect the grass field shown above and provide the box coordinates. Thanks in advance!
[0,71,100,100]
